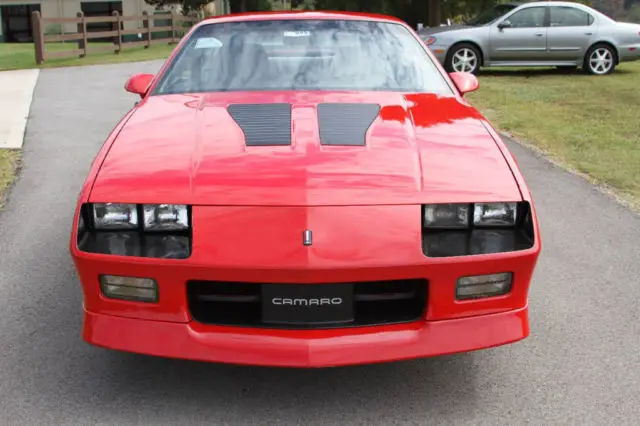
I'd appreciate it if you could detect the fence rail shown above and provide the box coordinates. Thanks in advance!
[31,11,200,65]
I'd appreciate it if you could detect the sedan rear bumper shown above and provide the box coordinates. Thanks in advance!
[84,305,529,367]
[618,44,640,62]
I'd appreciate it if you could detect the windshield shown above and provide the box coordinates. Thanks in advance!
[153,19,453,95]
[467,4,518,26]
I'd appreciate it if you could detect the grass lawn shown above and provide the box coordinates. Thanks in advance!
[468,62,640,210]
[0,150,20,207]
[0,41,176,205]
[0,41,175,71]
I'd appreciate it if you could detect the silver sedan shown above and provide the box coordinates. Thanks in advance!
[418,1,640,75]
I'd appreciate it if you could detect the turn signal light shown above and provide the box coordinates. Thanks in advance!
[456,272,512,300]
[99,275,158,302]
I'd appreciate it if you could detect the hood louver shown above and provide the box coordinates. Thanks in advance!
[228,103,292,146]
[317,103,380,146]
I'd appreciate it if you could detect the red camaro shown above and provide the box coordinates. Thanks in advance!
[70,11,541,367]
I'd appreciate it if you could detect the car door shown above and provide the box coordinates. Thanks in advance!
[546,5,597,63]
[488,6,549,62]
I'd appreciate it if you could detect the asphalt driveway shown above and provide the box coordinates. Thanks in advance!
[1,61,639,425]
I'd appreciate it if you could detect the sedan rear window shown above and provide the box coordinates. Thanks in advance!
[153,19,453,95]
[550,6,594,27]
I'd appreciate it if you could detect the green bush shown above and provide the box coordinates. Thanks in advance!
[621,4,640,22]
[44,23,63,36]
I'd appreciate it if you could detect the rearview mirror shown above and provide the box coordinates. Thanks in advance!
[449,72,479,96]
[125,73,154,97]
[497,20,512,30]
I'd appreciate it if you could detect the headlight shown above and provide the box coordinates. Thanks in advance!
[143,204,189,231]
[473,202,517,227]
[79,203,193,259]
[423,203,469,229]
[423,202,519,229]
[421,202,533,258]
[93,203,138,230]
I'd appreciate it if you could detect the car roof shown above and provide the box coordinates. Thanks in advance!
[199,10,405,25]
[515,0,590,7]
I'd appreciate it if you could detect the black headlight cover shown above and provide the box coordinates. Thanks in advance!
[421,202,535,257]
[76,203,192,259]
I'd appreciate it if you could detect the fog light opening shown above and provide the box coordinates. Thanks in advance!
[99,275,158,303]
[456,272,512,300]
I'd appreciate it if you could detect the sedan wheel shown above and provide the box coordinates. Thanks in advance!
[447,44,480,74]
[584,45,616,75]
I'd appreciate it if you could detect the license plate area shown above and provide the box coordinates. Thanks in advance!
[261,283,354,327]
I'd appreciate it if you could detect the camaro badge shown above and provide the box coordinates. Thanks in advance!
[303,229,312,246]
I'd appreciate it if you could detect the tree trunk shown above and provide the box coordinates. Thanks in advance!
[428,0,441,27]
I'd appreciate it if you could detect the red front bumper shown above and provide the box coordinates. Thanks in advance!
[84,306,528,367]
[71,204,540,367]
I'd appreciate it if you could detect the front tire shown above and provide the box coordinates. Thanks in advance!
[445,43,481,74]
[583,44,616,75]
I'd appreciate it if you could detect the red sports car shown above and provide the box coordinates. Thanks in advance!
[70,11,541,367]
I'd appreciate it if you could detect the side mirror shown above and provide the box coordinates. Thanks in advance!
[125,73,154,97]
[497,20,512,30]
[449,72,479,96]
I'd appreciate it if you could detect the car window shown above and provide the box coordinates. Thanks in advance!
[467,4,517,26]
[505,7,546,28]
[153,19,454,95]
[550,6,594,27]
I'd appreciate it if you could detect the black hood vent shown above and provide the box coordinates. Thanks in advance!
[228,103,292,146]
[317,103,380,146]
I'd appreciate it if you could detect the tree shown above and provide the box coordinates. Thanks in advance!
[144,0,210,13]
[229,0,273,12]
[144,0,273,13]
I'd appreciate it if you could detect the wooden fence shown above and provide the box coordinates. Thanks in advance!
[30,11,200,65]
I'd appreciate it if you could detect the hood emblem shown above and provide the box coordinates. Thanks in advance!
[303,230,312,246]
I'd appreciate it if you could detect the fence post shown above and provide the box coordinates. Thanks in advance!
[31,11,45,65]
[77,12,87,57]
[170,12,176,44]
[142,11,151,48]
[112,11,122,54]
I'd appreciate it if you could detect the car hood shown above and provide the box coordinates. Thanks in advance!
[89,91,522,206]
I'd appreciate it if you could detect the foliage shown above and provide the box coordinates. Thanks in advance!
[314,0,408,15]
[620,3,640,21]
[591,0,625,18]
[277,0,498,26]
[44,24,63,36]
[144,0,273,13]
[146,0,640,26]
[296,0,317,10]
[229,0,273,12]
[144,0,210,13]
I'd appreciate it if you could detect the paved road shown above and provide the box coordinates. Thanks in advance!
[1,61,639,425]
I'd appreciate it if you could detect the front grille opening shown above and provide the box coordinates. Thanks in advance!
[187,279,427,329]
[188,282,261,326]
[354,280,427,325]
